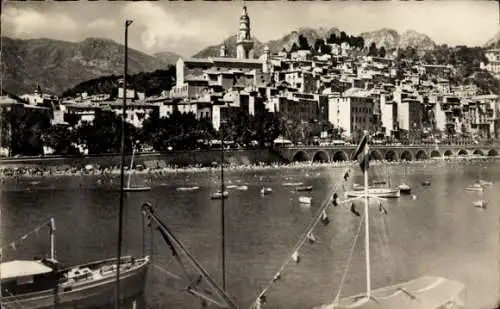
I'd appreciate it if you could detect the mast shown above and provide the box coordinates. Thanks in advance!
[220,120,226,291]
[364,140,371,298]
[50,218,56,260]
[127,145,135,188]
[115,19,133,309]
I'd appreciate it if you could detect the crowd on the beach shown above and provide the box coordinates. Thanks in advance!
[0,155,496,179]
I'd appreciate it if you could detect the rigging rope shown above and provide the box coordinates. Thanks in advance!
[0,219,53,253]
[332,212,365,306]
[248,161,363,309]
[378,211,395,285]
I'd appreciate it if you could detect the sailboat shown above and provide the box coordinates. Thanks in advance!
[345,164,400,198]
[0,219,150,309]
[123,144,151,192]
[320,134,465,309]
[398,163,412,194]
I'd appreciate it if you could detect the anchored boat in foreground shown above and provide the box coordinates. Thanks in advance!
[0,219,150,309]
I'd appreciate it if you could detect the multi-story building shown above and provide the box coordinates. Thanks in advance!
[328,88,374,138]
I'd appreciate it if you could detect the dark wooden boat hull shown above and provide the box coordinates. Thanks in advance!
[2,257,149,309]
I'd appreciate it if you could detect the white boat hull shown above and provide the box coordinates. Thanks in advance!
[318,276,465,309]
[2,256,150,309]
[345,188,401,198]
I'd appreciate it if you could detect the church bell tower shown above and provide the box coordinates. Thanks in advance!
[236,5,254,59]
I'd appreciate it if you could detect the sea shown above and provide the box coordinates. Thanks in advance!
[0,159,498,309]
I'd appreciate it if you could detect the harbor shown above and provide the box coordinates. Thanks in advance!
[0,159,498,309]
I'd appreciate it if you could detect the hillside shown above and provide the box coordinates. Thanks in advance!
[359,28,436,51]
[484,31,500,49]
[1,37,171,95]
[61,66,176,98]
[153,51,183,65]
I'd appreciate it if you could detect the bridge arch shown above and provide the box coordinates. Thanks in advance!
[443,150,453,157]
[312,151,329,163]
[488,149,498,156]
[472,149,484,156]
[457,149,468,156]
[401,150,413,161]
[370,150,383,161]
[415,150,428,161]
[430,150,441,158]
[292,151,309,162]
[332,151,348,162]
[385,150,397,162]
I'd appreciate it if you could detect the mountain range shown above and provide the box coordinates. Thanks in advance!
[1,27,497,96]
[0,37,180,95]
[193,27,437,58]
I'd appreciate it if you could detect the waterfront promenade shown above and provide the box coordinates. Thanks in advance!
[0,142,499,171]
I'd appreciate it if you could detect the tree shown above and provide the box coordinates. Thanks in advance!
[327,33,338,44]
[378,46,386,58]
[314,39,327,54]
[42,124,79,155]
[368,42,378,56]
[290,43,299,53]
[298,35,310,50]
[339,32,348,44]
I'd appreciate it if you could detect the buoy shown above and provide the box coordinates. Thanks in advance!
[412,195,417,200]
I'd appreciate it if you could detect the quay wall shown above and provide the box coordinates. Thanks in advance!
[0,149,284,169]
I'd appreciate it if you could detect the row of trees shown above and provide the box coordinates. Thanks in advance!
[288,31,366,55]
[0,101,285,156]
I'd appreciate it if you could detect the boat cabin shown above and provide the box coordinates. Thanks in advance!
[0,259,60,296]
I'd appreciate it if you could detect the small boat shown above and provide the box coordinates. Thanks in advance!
[226,185,238,189]
[398,183,412,195]
[237,185,248,191]
[123,186,151,192]
[473,200,488,208]
[464,183,484,192]
[479,180,493,188]
[422,180,431,186]
[261,187,273,195]
[298,196,312,205]
[296,185,313,192]
[211,191,229,199]
[283,182,304,187]
[345,187,400,198]
[176,186,200,192]
[123,146,151,192]
[399,163,412,194]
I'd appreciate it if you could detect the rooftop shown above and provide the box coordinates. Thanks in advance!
[1,260,54,280]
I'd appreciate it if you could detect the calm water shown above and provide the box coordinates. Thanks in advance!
[1,160,499,309]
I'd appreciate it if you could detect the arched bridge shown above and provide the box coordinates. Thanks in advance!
[274,144,500,163]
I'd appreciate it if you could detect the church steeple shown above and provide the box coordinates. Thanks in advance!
[236,3,254,59]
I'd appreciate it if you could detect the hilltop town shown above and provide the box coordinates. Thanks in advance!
[0,5,499,157]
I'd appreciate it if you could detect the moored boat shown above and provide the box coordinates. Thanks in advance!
[261,187,273,195]
[211,191,229,199]
[398,183,411,194]
[296,185,313,192]
[298,196,312,204]
[464,183,483,192]
[345,187,400,198]
[1,256,150,309]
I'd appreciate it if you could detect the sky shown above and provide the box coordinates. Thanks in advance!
[2,1,499,57]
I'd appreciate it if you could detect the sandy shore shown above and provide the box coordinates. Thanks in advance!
[0,155,497,179]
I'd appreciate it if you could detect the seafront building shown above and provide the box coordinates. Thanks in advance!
[5,4,500,152]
